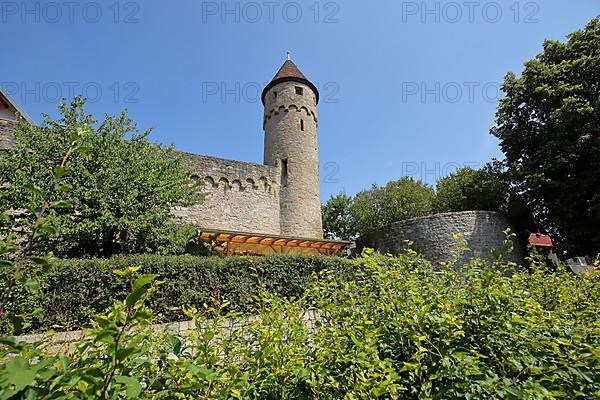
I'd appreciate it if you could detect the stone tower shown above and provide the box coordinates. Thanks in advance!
[262,58,323,239]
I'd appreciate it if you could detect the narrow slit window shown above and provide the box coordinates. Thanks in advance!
[295,86,303,95]
[300,119,305,131]
[281,158,288,187]
[273,91,277,99]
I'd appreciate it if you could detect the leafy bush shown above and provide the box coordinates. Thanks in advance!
[1,254,356,334]
[1,251,598,399]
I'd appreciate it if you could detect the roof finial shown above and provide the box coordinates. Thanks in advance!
[286,50,291,61]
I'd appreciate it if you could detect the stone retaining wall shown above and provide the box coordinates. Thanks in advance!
[356,211,525,265]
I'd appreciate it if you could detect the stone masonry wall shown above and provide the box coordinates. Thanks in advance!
[263,81,323,238]
[172,152,281,235]
[0,119,17,150]
[356,211,525,265]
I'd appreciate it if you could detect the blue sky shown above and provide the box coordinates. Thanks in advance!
[2,0,598,201]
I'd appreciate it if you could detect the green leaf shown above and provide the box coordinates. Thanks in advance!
[54,182,72,192]
[29,256,51,267]
[491,248,502,261]
[125,286,147,308]
[39,224,58,236]
[3,356,37,393]
[114,376,142,398]
[73,144,92,154]
[24,184,44,199]
[51,200,73,209]
[54,166,67,180]
[0,259,15,270]
[113,268,129,277]
[165,334,182,356]
[132,274,159,292]
[125,273,158,308]
[0,336,24,350]
[24,278,39,294]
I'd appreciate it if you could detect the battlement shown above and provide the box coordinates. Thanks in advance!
[263,104,318,129]
[173,152,282,235]
[179,152,279,191]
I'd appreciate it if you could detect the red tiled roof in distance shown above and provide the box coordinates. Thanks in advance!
[261,59,319,105]
[528,233,553,248]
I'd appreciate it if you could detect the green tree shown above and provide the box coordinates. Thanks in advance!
[435,166,508,213]
[491,16,600,256]
[0,97,203,258]
[351,177,435,236]
[322,192,356,240]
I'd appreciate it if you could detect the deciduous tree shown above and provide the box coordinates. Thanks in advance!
[322,192,356,240]
[351,177,435,236]
[435,166,508,213]
[491,16,600,256]
[0,97,203,257]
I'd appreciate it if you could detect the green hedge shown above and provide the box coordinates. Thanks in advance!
[2,254,357,334]
[2,252,599,398]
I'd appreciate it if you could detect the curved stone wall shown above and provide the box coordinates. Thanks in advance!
[356,211,525,265]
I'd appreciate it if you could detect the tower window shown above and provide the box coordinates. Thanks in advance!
[281,158,288,187]
[273,91,277,99]
[295,86,303,95]
[300,119,305,131]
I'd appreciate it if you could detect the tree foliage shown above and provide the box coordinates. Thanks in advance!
[491,16,600,256]
[0,97,203,258]
[321,192,356,240]
[435,166,508,213]
[351,177,435,235]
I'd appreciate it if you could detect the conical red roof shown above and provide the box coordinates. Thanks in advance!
[271,60,308,81]
[262,59,319,105]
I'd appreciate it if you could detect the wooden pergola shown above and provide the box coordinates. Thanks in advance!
[199,228,353,256]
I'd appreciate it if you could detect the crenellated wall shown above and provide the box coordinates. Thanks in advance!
[172,152,281,235]
[356,211,525,265]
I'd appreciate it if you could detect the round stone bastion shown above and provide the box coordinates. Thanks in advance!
[356,211,525,265]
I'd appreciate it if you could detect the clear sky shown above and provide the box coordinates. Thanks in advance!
[2,0,598,201]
